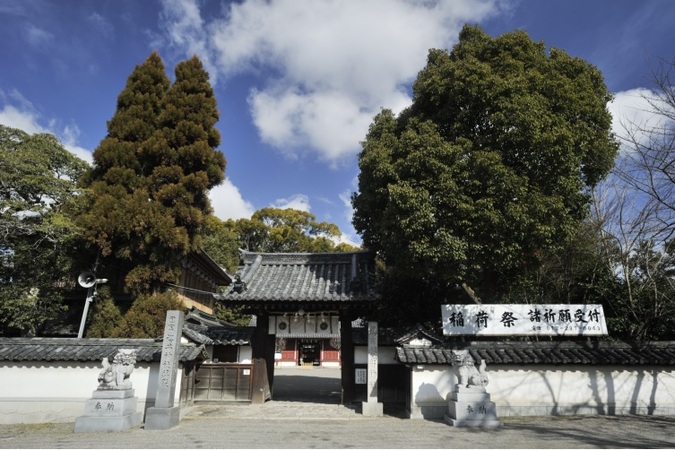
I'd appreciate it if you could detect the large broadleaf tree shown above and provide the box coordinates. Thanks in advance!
[352,25,619,326]
[0,125,89,335]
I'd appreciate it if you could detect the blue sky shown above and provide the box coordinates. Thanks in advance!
[1,0,673,246]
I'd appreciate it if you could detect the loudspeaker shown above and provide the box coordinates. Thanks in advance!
[78,271,96,288]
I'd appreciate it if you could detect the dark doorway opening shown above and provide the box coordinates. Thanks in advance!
[299,340,320,366]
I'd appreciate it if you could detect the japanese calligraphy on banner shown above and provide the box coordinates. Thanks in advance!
[441,304,608,336]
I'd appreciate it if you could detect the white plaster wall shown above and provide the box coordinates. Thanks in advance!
[238,345,253,363]
[409,364,675,419]
[488,365,675,416]
[409,366,456,419]
[0,362,182,425]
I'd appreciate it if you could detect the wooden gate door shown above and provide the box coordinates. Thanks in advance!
[194,363,253,402]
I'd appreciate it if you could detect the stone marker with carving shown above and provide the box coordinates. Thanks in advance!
[144,310,184,430]
[74,349,143,432]
[444,349,502,427]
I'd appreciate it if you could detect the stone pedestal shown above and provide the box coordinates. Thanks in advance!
[144,405,181,430]
[362,400,384,416]
[444,386,502,427]
[74,389,142,433]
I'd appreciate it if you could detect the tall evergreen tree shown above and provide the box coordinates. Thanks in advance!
[79,52,226,296]
[152,55,226,247]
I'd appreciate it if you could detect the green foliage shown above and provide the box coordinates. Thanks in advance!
[503,220,619,305]
[201,215,241,272]
[230,207,357,253]
[214,303,251,327]
[79,52,226,296]
[0,125,89,336]
[204,208,358,326]
[85,286,124,338]
[111,291,184,338]
[352,25,619,317]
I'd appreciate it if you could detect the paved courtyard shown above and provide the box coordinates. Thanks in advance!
[1,408,674,449]
[1,367,674,448]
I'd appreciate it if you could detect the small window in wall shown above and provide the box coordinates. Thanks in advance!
[212,345,238,363]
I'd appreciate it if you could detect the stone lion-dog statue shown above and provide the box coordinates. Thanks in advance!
[98,349,138,390]
[451,349,489,388]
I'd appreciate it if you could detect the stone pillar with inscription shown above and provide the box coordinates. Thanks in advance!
[361,321,383,416]
[74,349,143,432]
[145,310,184,430]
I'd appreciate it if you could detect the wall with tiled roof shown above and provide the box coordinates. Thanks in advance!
[0,337,206,362]
[395,340,675,366]
[0,337,201,425]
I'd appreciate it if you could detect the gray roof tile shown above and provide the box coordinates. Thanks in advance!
[216,250,379,306]
[0,338,206,363]
[394,340,675,366]
[183,308,254,346]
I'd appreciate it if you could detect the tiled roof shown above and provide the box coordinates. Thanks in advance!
[184,307,254,346]
[394,340,675,366]
[184,321,254,346]
[204,327,254,346]
[215,250,379,306]
[352,325,443,347]
[181,248,233,286]
[393,323,446,346]
[185,307,228,328]
[182,325,214,345]
[0,338,207,363]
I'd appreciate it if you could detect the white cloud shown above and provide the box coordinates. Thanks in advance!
[159,0,502,164]
[0,104,43,135]
[159,0,220,84]
[271,194,311,212]
[608,88,674,153]
[60,124,93,165]
[24,24,53,47]
[338,189,361,247]
[249,87,381,163]
[209,178,256,221]
[87,12,114,40]
[0,90,93,165]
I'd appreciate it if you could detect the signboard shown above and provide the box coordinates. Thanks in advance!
[355,368,367,385]
[441,304,608,336]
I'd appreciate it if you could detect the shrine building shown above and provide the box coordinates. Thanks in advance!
[215,249,378,404]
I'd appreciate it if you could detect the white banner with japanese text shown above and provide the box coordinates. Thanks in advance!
[441,304,608,336]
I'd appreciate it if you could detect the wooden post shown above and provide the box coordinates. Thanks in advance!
[340,308,354,405]
[252,312,275,396]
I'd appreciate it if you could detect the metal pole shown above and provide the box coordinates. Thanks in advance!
[77,287,94,339]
